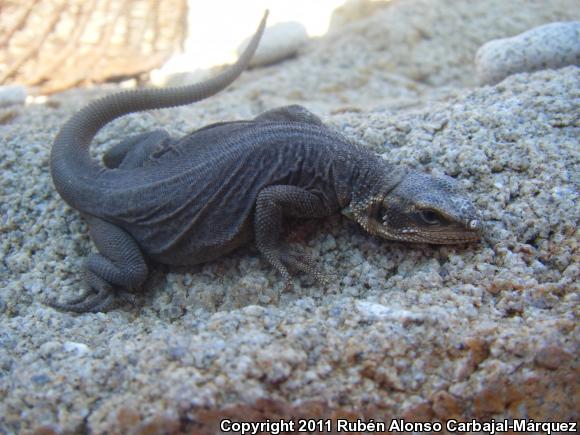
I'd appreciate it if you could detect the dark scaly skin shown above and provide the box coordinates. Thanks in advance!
[48,11,483,313]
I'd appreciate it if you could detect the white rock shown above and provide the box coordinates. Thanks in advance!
[158,69,211,88]
[356,301,425,323]
[63,341,90,356]
[237,21,308,67]
[0,85,27,107]
[475,21,580,85]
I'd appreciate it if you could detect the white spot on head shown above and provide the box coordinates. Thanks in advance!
[468,219,481,230]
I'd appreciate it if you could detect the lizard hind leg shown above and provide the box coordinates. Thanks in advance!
[103,129,170,169]
[254,105,324,126]
[47,216,148,313]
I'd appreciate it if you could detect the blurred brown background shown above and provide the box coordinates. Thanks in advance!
[0,0,188,94]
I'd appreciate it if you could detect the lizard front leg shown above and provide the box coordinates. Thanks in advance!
[48,216,148,313]
[254,185,333,290]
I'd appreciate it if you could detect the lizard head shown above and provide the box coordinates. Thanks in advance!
[344,170,483,244]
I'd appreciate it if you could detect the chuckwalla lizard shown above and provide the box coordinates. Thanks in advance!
[49,11,482,312]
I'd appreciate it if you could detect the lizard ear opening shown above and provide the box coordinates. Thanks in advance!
[378,205,389,226]
[374,199,396,228]
[340,206,354,220]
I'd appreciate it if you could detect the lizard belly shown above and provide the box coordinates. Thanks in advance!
[110,168,259,266]
[104,126,328,266]
[144,217,254,265]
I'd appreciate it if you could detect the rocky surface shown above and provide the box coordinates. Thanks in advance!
[476,21,580,84]
[1,0,578,433]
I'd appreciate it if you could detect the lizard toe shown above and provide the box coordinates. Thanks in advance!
[46,273,136,313]
[282,247,332,288]
[46,286,111,313]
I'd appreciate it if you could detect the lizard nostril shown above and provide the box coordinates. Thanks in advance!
[468,219,482,231]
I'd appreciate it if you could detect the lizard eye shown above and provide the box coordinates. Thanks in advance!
[419,209,442,225]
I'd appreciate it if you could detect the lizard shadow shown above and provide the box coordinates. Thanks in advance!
[134,214,482,318]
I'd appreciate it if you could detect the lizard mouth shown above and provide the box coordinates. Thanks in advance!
[377,225,482,244]
[370,213,483,244]
[406,228,482,244]
[343,203,483,245]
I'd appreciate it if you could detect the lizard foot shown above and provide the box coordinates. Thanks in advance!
[281,246,333,287]
[46,275,136,313]
[46,288,114,313]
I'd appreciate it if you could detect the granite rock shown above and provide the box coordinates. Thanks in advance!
[476,21,580,84]
[0,85,27,107]
[0,0,578,432]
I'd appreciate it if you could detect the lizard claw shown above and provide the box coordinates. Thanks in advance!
[282,246,333,288]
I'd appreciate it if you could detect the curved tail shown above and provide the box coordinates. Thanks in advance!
[51,11,268,206]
